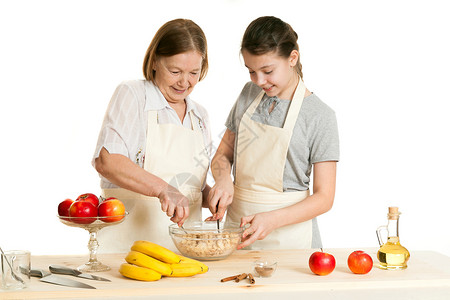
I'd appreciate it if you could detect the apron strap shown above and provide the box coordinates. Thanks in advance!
[148,110,157,125]
[189,110,201,132]
[245,90,265,117]
[283,77,306,132]
[241,75,306,133]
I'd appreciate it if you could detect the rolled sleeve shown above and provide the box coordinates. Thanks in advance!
[310,110,340,164]
[225,82,258,133]
[92,82,143,167]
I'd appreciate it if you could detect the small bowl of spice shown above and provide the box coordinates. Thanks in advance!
[253,260,277,277]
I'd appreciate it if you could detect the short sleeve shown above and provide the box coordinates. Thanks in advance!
[225,82,260,133]
[225,100,240,133]
[309,107,340,164]
[92,83,143,166]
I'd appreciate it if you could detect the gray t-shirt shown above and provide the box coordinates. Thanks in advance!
[225,82,340,249]
[226,82,340,191]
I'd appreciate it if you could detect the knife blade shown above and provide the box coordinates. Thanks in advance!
[216,203,220,232]
[49,265,111,282]
[30,269,96,289]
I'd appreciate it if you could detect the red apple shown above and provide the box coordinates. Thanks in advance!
[58,199,74,219]
[309,250,336,276]
[98,198,125,223]
[69,201,98,224]
[347,250,373,274]
[76,193,99,207]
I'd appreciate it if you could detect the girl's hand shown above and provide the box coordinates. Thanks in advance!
[237,212,278,249]
[206,178,234,221]
[157,185,190,227]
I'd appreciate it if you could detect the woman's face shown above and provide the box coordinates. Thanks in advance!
[242,49,298,100]
[154,50,203,104]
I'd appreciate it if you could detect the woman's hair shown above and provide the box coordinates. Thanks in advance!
[241,16,303,79]
[143,19,208,82]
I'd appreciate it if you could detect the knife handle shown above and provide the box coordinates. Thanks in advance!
[49,265,80,276]
[30,269,51,278]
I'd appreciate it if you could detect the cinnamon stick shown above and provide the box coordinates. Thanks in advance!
[248,273,255,284]
[220,275,239,282]
[235,273,248,282]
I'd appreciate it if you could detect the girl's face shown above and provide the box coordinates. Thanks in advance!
[154,50,203,104]
[242,49,298,100]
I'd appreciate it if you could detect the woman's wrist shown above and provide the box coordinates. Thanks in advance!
[147,177,170,198]
[215,175,233,186]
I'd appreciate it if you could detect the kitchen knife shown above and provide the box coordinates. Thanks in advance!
[216,203,220,232]
[30,269,96,289]
[49,265,111,282]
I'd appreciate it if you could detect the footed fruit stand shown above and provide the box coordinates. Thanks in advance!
[1,248,450,300]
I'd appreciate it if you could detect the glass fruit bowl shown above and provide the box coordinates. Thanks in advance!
[169,221,243,261]
[58,212,128,272]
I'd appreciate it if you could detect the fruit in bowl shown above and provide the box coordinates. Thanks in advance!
[169,221,243,261]
[69,201,98,224]
[98,197,126,222]
[76,193,99,207]
[57,196,128,273]
[58,193,126,224]
[58,198,74,219]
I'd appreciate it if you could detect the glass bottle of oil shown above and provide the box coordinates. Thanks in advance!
[376,207,410,270]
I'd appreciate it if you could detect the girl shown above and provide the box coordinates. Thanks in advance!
[208,16,339,250]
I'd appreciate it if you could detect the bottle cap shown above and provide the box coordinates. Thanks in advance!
[388,206,400,220]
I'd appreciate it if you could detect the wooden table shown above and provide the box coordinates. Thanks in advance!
[2,248,450,299]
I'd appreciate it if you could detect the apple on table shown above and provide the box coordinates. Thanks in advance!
[347,250,373,274]
[309,249,336,276]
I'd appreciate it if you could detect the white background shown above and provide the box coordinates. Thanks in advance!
[1,0,449,257]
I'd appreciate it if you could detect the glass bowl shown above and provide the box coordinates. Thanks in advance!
[58,214,128,230]
[58,212,128,272]
[253,260,277,277]
[169,221,243,261]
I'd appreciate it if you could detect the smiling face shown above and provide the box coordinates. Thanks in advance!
[242,49,299,100]
[153,50,203,104]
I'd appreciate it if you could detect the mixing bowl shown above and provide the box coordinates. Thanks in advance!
[169,221,243,261]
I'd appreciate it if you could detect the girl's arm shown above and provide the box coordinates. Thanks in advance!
[202,184,211,208]
[207,129,236,220]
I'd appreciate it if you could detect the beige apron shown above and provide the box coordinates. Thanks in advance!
[98,110,209,253]
[227,77,312,250]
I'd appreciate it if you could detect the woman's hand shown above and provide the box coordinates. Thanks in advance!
[157,184,190,227]
[95,148,191,226]
[206,178,234,221]
[237,212,279,250]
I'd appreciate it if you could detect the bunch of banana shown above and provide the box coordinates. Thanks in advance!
[118,240,208,281]
[119,263,162,282]
[179,255,209,274]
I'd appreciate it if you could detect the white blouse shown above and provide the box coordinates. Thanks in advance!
[92,80,212,188]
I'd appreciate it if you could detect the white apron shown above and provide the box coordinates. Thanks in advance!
[227,77,312,249]
[98,110,209,253]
